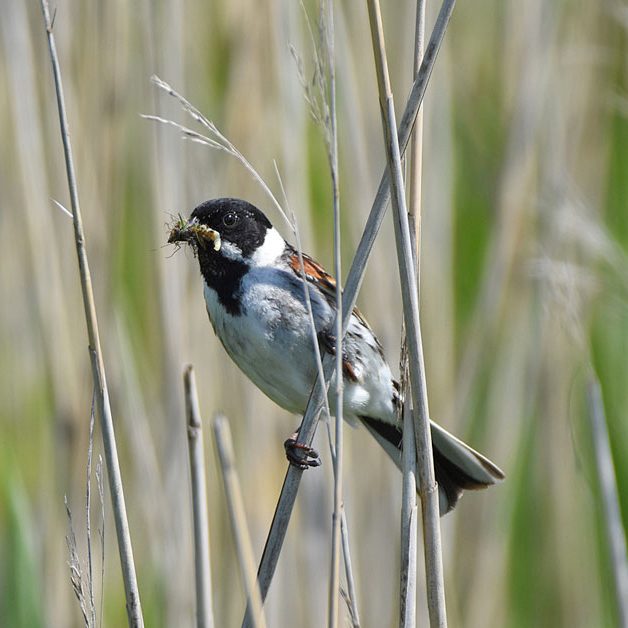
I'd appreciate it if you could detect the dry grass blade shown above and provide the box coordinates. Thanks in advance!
[96,457,105,628]
[38,2,143,625]
[64,496,91,628]
[408,0,427,266]
[311,1,347,626]
[400,400,419,627]
[213,416,267,628]
[85,391,97,628]
[289,0,331,149]
[145,77,288,226]
[366,0,447,625]
[340,508,361,627]
[273,164,334,425]
[184,366,215,628]
[400,0,427,625]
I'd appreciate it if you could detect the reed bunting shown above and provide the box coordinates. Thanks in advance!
[169,198,504,514]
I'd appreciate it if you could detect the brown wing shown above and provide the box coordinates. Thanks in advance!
[286,248,338,304]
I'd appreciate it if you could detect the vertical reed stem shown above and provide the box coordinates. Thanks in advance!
[400,1,426,625]
[366,0,447,624]
[213,416,267,628]
[400,397,419,627]
[39,2,143,624]
[326,0,344,624]
[184,366,215,628]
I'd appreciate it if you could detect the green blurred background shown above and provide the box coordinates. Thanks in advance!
[1,0,626,626]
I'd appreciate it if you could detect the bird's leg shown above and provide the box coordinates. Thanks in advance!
[284,428,321,470]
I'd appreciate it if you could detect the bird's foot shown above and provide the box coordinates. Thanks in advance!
[284,438,321,470]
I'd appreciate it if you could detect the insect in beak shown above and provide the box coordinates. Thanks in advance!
[168,216,222,252]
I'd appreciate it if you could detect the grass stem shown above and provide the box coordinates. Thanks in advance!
[184,366,215,628]
[326,0,345,625]
[400,1,426,625]
[213,416,267,628]
[39,2,143,625]
[400,399,419,627]
[366,0,447,624]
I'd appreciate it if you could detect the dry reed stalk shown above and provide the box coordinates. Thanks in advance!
[409,0,427,266]
[247,2,456,621]
[366,0,447,625]
[213,416,267,628]
[184,366,215,628]
[39,1,143,625]
[323,0,345,626]
[400,399,419,627]
[287,7,360,620]
[400,1,426,625]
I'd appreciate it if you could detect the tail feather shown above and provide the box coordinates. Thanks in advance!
[359,416,504,515]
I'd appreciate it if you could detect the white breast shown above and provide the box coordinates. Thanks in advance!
[203,266,328,414]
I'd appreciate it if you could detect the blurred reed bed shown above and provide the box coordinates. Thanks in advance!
[0,0,626,626]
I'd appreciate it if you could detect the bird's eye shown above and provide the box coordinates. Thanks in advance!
[222,213,238,228]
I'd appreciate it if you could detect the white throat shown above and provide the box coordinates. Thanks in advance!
[251,227,286,266]
[219,240,244,261]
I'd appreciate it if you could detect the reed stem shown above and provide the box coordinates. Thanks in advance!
[39,2,143,624]
[184,366,215,628]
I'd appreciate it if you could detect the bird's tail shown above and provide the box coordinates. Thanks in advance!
[359,416,505,515]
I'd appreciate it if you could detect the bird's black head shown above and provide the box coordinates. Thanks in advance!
[169,198,278,315]
[189,198,273,259]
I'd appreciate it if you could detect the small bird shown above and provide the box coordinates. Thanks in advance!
[169,198,504,514]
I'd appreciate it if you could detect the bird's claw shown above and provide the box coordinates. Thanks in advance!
[284,438,321,470]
